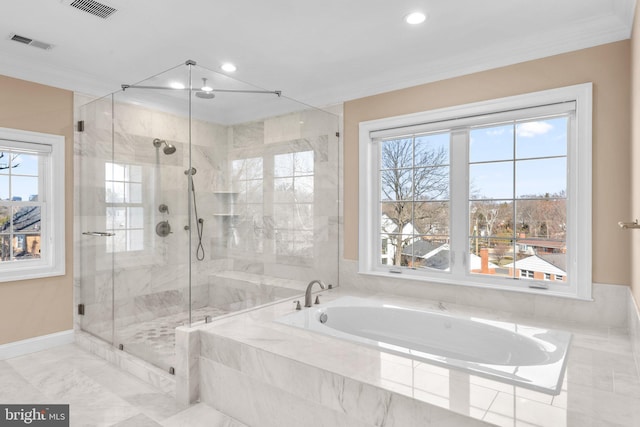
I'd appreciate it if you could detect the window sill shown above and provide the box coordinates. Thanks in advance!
[0,263,65,283]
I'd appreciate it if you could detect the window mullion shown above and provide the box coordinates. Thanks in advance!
[449,129,468,279]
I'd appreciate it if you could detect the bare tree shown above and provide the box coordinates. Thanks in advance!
[517,192,566,240]
[0,152,20,171]
[471,200,511,247]
[492,242,511,265]
[380,139,449,265]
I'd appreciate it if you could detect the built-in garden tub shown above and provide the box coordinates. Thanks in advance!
[276,296,571,395]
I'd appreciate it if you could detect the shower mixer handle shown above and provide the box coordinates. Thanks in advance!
[156,220,172,237]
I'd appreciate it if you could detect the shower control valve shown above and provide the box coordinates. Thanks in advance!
[156,220,172,237]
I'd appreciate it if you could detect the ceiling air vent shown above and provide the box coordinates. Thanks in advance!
[9,34,53,50]
[67,0,117,19]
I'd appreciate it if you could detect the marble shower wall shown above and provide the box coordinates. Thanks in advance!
[76,96,229,340]
[76,94,340,342]
[216,109,340,292]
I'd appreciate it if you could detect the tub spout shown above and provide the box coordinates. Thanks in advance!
[304,279,325,307]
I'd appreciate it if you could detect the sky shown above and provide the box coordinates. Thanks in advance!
[470,116,567,199]
[0,152,40,201]
[381,115,568,201]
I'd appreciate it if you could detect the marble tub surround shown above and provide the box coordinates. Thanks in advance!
[276,296,572,395]
[340,259,630,329]
[198,288,640,427]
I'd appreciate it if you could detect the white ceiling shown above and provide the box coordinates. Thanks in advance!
[0,0,636,110]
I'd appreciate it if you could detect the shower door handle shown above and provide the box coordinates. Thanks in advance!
[82,231,116,237]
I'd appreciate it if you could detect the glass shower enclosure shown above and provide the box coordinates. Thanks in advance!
[77,61,340,372]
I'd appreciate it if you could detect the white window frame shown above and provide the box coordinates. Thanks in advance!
[0,127,65,282]
[521,270,534,279]
[358,84,592,300]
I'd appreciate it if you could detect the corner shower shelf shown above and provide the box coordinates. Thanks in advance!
[211,190,239,217]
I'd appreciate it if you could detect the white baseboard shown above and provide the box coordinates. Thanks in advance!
[0,330,74,360]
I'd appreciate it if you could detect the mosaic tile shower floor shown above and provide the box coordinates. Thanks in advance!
[116,306,230,371]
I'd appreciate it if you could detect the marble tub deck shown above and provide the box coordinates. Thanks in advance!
[198,288,640,427]
[0,343,245,427]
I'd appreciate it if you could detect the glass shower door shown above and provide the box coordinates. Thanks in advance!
[78,95,115,345]
[110,66,191,373]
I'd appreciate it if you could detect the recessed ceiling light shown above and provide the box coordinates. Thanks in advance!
[405,12,427,25]
[221,63,237,73]
[169,81,185,89]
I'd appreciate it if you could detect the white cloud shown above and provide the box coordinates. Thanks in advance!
[517,121,553,138]
[486,128,506,136]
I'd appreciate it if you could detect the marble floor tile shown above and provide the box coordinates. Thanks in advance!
[0,360,47,403]
[160,403,247,427]
[1,344,236,427]
[111,414,163,427]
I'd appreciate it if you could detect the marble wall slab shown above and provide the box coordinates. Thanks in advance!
[339,259,629,329]
[175,326,200,406]
[195,288,640,427]
[198,320,491,427]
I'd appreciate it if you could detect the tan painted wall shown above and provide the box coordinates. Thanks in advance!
[632,8,640,305]
[0,75,74,345]
[344,41,631,286]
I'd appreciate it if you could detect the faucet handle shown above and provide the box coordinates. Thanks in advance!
[294,300,302,310]
[314,295,320,305]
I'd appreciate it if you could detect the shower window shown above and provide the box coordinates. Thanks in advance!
[358,84,592,299]
[105,162,144,253]
[274,150,314,259]
[0,127,65,282]
[232,157,264,253]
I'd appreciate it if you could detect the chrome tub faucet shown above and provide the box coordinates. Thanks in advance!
[304,279,325,307]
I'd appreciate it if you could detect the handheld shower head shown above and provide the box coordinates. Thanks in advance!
[153,138,176,155]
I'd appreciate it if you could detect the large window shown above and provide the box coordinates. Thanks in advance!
[0,127,65,282]
[359,84,592,299]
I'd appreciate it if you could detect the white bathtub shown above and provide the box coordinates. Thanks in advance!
[276,296,571,395]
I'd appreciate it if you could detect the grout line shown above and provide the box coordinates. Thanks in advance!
[481,389,500,421]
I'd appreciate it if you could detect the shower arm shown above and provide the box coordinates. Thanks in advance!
[121,84,281,97]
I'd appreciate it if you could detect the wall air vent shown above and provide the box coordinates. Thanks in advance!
[9,33,53,50]
[67,0,117,19]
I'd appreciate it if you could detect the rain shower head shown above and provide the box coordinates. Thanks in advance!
[153,138,176,155]
[195,78,215,100]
